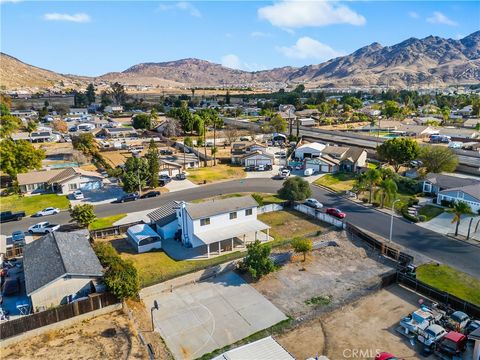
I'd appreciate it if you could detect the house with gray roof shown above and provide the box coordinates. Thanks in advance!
[23,230,104,311]
[437,184,480,213]
[422,173,480,195]
[146,195,271,258]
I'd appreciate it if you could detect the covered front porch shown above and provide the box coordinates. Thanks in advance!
[162,220,272,260]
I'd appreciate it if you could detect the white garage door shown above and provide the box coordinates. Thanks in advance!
[321,165,329,172]
[256,159,271,166]
[80,181,102,190]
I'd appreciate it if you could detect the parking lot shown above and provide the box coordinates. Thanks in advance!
[142,271,287,360]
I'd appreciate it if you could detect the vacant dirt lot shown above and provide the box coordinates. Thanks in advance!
[277,285,422,360]
[3,311,149,360]
[252,229,395,317]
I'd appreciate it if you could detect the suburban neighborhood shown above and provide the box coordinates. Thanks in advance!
[1,1,480,360]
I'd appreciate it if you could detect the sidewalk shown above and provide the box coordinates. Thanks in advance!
[417,213,480,243]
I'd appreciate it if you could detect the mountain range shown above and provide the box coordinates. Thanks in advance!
[1,31,479,91]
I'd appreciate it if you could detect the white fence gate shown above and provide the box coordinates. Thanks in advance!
[258,203,284,214]
[294,204,346,229]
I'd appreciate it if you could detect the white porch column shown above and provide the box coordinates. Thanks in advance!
[231,237,234,250]
[218,241,221,255]
[207,244,210,258]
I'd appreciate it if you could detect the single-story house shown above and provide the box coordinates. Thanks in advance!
[99,127,138,139]
[437,127,478,139]
[68,108,88,115]
[17,167,104,195]
[104,105,124,114]
[212,336,294,360]
[295,142,326,159]
[159,159,183,176]
[127,224,162,253]
[462,118,480,129]
[161,153,199,169]
[147,201,179,239]
[242,151,274,167]
[11,131,59,143]
[437,184,480,213]
[23,230,104,311]
[297,117,316,127]
[10,110,38,119]
[421,173,480,195]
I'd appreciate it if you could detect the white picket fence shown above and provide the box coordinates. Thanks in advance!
[294,204,346,229]
[258,203,284,214]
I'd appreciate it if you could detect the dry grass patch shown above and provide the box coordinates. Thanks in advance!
[258,210,325,241]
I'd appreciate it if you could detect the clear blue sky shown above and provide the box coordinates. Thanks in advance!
[1,1,479,76]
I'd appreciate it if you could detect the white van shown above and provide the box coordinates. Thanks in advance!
[448,141,463,149]
[304,168,314,176]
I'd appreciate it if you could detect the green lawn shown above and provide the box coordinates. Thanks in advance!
[314,172,357,193]
[0,194,70,215]
[118,247,243,287]
[187,164,246,184]
[258,193,284,204]
[416,264,480,306]
[191,193,284,205]
[258,210,326,243]
[418,205,444,221]
[89,214,127,230]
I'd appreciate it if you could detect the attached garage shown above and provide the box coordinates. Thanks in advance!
[79,180,102,190]
[242,151,274,167]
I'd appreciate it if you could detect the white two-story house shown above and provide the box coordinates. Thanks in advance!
[148,196,270,258]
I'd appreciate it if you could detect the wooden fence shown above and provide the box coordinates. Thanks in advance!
[90,221,143,239]
[345,223,414,266]
[0,292,119,340]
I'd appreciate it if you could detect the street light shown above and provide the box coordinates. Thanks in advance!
[151,300,159,331]
[389,199,401,242]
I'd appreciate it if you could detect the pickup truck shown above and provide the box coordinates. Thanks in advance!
[0,211,26,223]
[28,222,60,234]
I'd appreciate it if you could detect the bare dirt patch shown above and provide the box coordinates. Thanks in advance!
[2,310,149,360]
[277,285,422,360]
[252,230,395,318]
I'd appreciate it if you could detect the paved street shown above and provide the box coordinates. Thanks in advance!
[3,178,480,277]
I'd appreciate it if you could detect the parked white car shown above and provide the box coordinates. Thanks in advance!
[304,198,323,209]
[418,324,447,347]
[279,169,290,178]
[35,207,60,217]
[28,222,60,234]
[448,141,463,149]
[73,190,84,200]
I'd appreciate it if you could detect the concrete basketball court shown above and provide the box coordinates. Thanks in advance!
[144,271,287,360]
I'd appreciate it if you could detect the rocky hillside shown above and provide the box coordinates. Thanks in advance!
[2,31,479,90]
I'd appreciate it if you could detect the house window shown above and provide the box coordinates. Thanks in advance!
[200,218,210,226]
[69,183,78,190]
[229,212,237,220]
[245,209,253,216]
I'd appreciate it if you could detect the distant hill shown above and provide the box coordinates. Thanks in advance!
[0,53,88,90]
[2,31,479,91]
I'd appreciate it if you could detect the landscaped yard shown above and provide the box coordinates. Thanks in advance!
[113,240,243,287]
[187,164,245,184]
[418,205,444,221]
[258,210,327,242]
[0,194,70,215]
[89,213,127,230]
[416,263,480,306]
[314,172,357,193]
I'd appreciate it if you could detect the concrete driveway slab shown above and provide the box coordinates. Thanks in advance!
[166,179,198,192]
[418,212,480,241]
[143,271,287,360]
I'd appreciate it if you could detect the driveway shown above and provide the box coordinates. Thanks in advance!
[165,178,198,192]
[417,212,480,241]
[143,271,287,360]
[69,184,125,206]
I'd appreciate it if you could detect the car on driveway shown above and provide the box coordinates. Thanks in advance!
[159,174,172,186]
[326,208,346,219]
[304,198,323,209]
[34,207,60,217]
[175,173,186,180]
[72,190,84,200]
[11,231,25,243]
[140,191,161,199]
[117,193,139,203]
[28,221,60,234]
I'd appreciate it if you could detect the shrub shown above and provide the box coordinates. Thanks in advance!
[240,240,275,280]
[291,237,313,262]
[418,215,427,222]
[408,197,419,206]
[70,204,96,228]
[371,201,380,207]
[441,199,454,208]
[361,198,368,203]
[396,177,420,195]
[278,177,312,202]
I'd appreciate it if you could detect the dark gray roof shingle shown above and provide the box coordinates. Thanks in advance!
[24,230,103,295]
[425,173,480,189]
[186,195,258,220]
[147,201,179,226]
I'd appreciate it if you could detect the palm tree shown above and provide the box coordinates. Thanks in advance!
[353,173,368,198]
[375,178,398,208]
[210,110,222,166]
[364,169,381,204]
[450,201,472,236]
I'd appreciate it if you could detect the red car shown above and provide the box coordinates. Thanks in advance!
[326,208,346,219]
[375,353,399,360]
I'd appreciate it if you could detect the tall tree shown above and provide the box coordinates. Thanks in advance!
[25,120,38,135]
[225,90,231,105]
[418,145,459,173]
[85,83,96,105]
[110,82,127,105]
[132,114,152,130]
[223,125,239,145]
[364,168,382,204]
[241,240,275,280]
[146,140,159,188]
[0,115,22,138]
[268,114,287,133]
[377,138,420,172]
[121,157,149,193]
[0,139,45,178]
[375,178,398,208]
[69,204,96,228]
[278,177,311,202]
[52,119,68,133]
[450,201,472,236]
